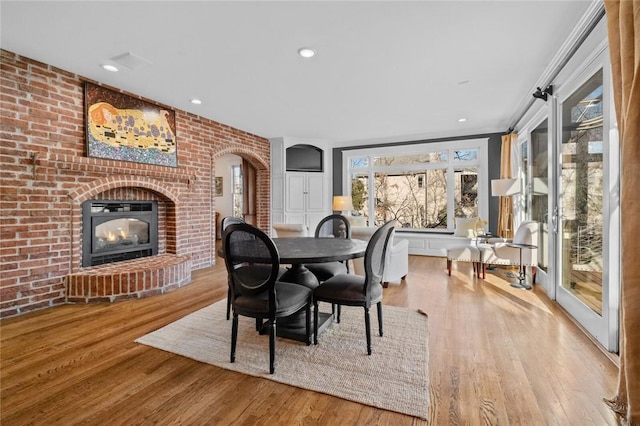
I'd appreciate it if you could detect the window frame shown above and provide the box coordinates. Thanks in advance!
[343,138,489,233]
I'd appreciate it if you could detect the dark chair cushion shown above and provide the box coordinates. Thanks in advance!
[314,273,383,306]
[304,261,348,282]
[234,281,311,318]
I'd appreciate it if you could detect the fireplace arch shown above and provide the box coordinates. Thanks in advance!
[69,176,180,273]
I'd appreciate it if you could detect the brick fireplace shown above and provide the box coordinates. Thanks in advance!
[64,172,191,303]
[0,50,273,317]
[82,200,158,267]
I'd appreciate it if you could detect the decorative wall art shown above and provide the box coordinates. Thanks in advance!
[84,82,178,167]
[214,177,223,197]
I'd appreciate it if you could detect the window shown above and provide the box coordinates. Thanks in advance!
[231,165,243,218]
[345,139,488,231]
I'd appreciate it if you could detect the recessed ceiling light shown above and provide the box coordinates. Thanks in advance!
[190,98,202,105]
[458,118,467,122]
[101,64,119,72]
[297,47,316,58]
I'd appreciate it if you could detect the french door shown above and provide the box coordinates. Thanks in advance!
[554,56,619,351]
[528,117,552,293]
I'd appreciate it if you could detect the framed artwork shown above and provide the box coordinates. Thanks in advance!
[214,177,223,197]
[84,82,178,167]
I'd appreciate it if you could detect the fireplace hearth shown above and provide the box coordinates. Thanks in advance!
[82,200,158,267]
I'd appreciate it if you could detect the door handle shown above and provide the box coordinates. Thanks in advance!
[552,206,559,234]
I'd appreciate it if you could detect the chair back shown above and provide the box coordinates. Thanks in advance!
[364,220,395,293]
[221,216,244,232]
[222,223,280,309]
[513,221,538,246]
[272,223,308,237]
[314,214,351,239]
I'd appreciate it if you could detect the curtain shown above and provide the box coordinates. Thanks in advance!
[603,1,640,424]
[497,133,517,239]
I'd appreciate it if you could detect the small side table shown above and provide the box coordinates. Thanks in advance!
[475,233,493,246]
[506,243,537,290]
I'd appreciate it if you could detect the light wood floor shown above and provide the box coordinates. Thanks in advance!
[1,255,620,425]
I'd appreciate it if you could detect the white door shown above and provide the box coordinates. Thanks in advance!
[285,173,306,213]
[554,59,618,351]
[305,174,325,212]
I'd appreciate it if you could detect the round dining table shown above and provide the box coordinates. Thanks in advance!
[272,237,367,342]
[219,236,367,342]
[273,237,367,289]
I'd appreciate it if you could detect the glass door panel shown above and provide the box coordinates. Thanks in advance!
[531,119,550,276]
[558,69,604,316]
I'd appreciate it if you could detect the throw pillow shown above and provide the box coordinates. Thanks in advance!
[453,217,479,238]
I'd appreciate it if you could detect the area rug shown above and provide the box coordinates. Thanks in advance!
[135,300,430,419]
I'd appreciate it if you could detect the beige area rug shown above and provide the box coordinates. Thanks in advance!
[135,300,430,419]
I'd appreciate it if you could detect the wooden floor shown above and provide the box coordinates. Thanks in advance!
[1,255,620,425]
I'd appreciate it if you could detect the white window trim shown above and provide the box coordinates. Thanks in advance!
[343,137,489,233]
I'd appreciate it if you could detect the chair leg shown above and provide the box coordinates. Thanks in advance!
[305,303,311,346]
[269,319,276,374]
[337,305,341,323]
[532,266,537,283]
[313,300,319,345]
[447,259,452,276]
[364,307,372,355]
[377,302,383,337]
[226,288,231,320]
[230,313,238,363]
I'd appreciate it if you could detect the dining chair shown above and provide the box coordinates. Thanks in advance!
[222,222,313,374]
[312,220,395,355]
[220,216,245,320]
[351,223,408,286]
[304,214,351,283]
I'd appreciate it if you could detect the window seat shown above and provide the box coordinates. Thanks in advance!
[391,232,477,257]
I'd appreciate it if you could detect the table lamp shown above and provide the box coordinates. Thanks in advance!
[491,178,521,239]
[491,178,521,197]
[332,195,354,216]
[332,195,354,238]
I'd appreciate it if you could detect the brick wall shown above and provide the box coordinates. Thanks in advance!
[0,50,272,318]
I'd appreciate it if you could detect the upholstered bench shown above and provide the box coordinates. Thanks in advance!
[446,244,481,278]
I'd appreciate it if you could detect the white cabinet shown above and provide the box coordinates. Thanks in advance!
[285,172,326,231]
[270,138,330,236]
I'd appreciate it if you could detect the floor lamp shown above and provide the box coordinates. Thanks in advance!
[491,178,521,240]
[332,195,353,238]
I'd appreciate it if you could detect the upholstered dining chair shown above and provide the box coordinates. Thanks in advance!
[351,223,409,286]
[222,222,312,374]
[221,216,245,320]
[304,214,351,283]
[312,220,395,355]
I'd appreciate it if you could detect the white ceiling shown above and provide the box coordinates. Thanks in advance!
[1,1,594,146]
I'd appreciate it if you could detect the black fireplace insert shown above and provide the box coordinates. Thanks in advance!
[82,200,158,267]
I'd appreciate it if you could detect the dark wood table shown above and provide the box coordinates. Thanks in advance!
[219,237,367,342]
[272,237,367,342]
[273,237,367,289]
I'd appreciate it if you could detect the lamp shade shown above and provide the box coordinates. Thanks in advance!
[491,178,521,196]
[532,177,548,195]
[332,195,354,211]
